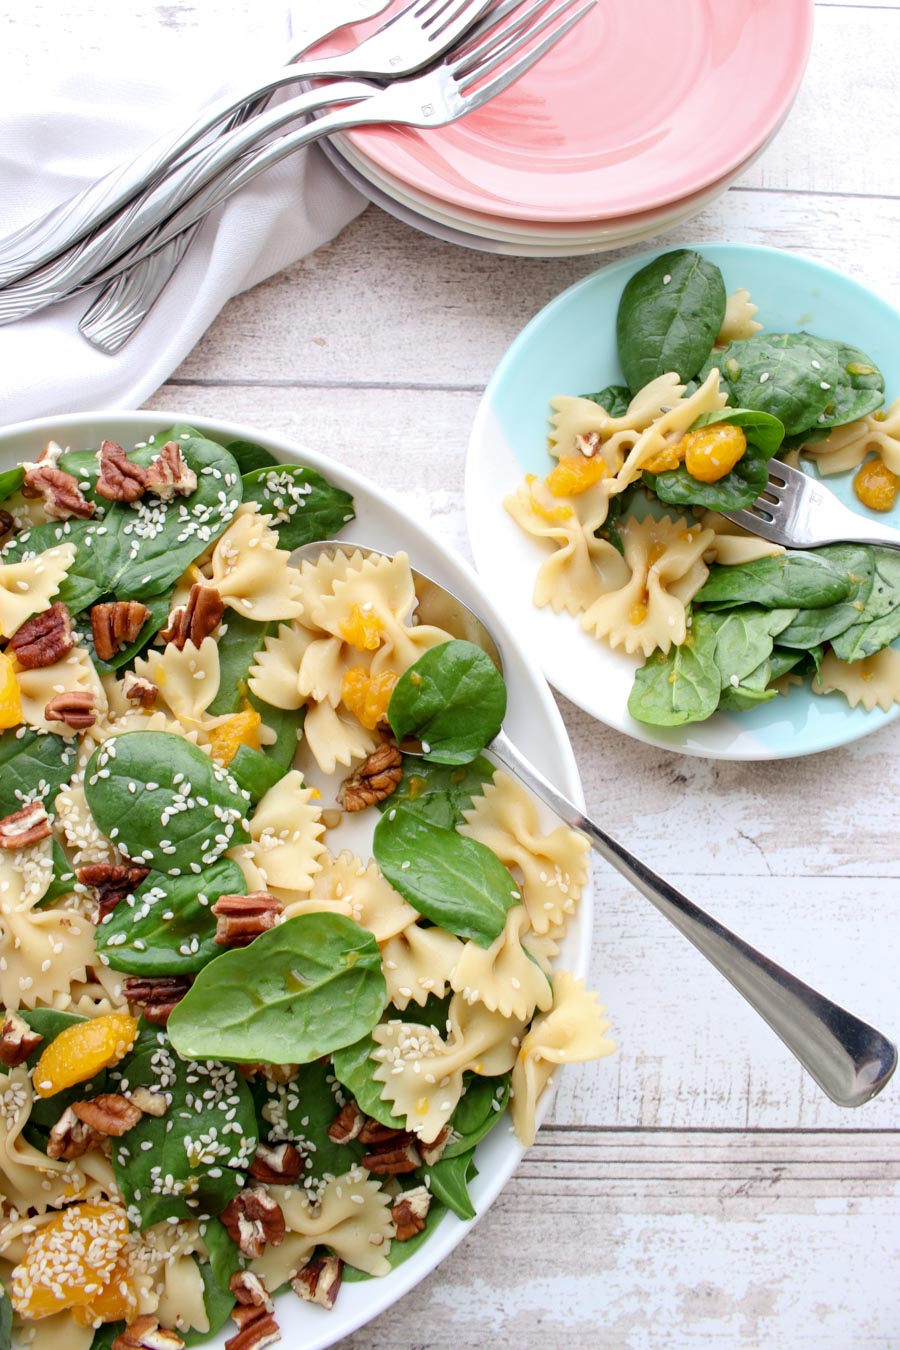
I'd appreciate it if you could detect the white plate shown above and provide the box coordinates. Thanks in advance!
[466,244,900,760]
[0,409,592,1348]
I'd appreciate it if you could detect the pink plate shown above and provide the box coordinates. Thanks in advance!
[317,0,813,223]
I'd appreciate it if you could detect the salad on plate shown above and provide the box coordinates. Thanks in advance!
[0,424,613,1350]
[504,248,900,730]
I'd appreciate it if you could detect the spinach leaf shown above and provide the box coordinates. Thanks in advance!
[332,1034,408,1131]
[777,544,875,648]
[442,1073,511,1159]
[249,697,305,772]
[0,466,24,504]
[374,804,519,946]
[830,548,900,662]
[627,612,722,727]
[228,745,286,804]
[580,384,631,416]
[224,438,279,473]
[0,1283,8,1350]
[85,731,250,875]
[388,640,506,766]
[694,552,853,609]
[167,914,386,1064]
[203,1217,242,1292]
[206,614,271,716]
[242,464,355,551]
[712,332,841,436]
[181,1260,236,1347]
[253,1057,364,1182]
[90,1323,125,1350]
[0,726,78,818]
[808,339,884,428]
[424,1148,478,1221]
[108,1035,258,1230]
[95,858,247,976]
[646,407,783,511]
[35,837,78,907]
[709,607,798,694]
[616,250,726,393]
[383,755,495,830]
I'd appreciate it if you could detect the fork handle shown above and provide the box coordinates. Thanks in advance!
[488,728,897,1108]
[0,47,395,290]
[0,83,386,324]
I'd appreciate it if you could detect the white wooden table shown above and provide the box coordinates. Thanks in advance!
[9,2,900,1345]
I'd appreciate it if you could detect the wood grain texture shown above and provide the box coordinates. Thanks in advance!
[8,0,900,1344]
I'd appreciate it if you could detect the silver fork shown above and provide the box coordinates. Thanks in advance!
[723,459,900,550]
[81,0,532,352]
[0,0,593,328]
[0,0,495,289]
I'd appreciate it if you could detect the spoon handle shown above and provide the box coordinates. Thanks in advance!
[489,728,897,1108]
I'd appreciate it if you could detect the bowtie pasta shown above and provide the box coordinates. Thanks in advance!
[0,426,613,1348]
[504,249,900,727]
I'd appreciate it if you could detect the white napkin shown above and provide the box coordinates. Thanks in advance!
[0,13,367,427]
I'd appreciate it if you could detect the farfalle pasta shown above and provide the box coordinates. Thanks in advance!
[0,424,612,1350]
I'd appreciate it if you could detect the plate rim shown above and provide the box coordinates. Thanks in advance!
[465,241,900,762]
[0,407,593,1348]
[338,0,815,222]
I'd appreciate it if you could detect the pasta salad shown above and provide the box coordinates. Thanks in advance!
[0,427,614,1349]
[504,249,900,727]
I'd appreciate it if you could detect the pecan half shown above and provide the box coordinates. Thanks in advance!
[46,1106,104,1160]
[123,974,192,1025]
[291,1256,343,1311]
[160,583,224,650]
[392,1185,432,1241]
[358,1134,423,1177]
[22,461,95,520]
[122,670,158,707]
[226,1273,279,1350]
[249,1141,303,1185]
[327,1101,364,1145]
[357,1118,409,1147]
[91,599,152,662]
[112,1316,185,1350]
[96,440,149,503]
[130,1085,169,1117]
[45,689,97,730]
[419,1125,451,1167]
[145,441,198,500]
[72,1093,143,1136]
[0,509,14,541]
[7,602,74,669]
[226,1302,280,1350]
[78,861,151,920]
[0,1010,42,1067]
[220,1187,285,1259]
[212,892,283,948]
[339,743,403,812]
[0,801,51,850]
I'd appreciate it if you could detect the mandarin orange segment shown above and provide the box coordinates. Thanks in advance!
[853,457,899,512]
[32,1013,139,1098]
[0,652,22,730]
[341,665,399,730]
[11,1202,133,1322]
[546,454,607,497]
[642,442,684,474]
[207,704,263,765]
[682,424,748,483]
[339,604,383,651]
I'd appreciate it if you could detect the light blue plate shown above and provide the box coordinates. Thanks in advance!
[466,243,900,760]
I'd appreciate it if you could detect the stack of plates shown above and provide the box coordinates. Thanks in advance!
[315,0,814,257]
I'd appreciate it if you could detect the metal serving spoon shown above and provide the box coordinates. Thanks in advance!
[293,540,897,1109]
